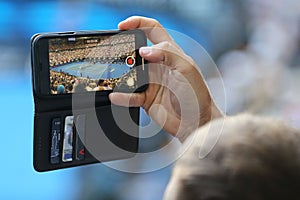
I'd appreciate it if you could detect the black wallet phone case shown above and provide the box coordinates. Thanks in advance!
[31,48,140,173]
[32,96,140,172]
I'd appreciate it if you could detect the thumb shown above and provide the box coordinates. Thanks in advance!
[109,92,146,107]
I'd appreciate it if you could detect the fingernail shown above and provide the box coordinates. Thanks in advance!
[140,47,151,55]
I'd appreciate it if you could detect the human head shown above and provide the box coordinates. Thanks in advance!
[164,114,300,200]
[98,79,105,86]
[67,84,73,93]
[57,84,65,94]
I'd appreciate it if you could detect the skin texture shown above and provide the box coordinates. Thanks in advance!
[109,16,223,141]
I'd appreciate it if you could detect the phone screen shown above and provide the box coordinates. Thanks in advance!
[48,33,139,94]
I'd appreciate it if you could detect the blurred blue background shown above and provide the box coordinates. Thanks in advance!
[1,0,299,199]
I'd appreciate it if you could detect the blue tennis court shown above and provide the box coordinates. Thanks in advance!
[51,62,130,80]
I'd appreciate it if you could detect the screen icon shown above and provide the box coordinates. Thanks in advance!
[125,56,135,68]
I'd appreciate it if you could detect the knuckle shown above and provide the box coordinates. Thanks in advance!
[160,41,172,50]
[130,93,144,107]
[155,41,173,56]
[130,94,139,104]
[185,55,196,65]
[149,18,160,26]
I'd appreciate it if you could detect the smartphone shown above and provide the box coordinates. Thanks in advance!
[30,30,144,172]
[31,29,148,97]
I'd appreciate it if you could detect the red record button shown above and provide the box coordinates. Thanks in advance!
[125,56,135,67]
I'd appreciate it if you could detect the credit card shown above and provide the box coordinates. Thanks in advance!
[75,115,86,161]
[62,116,74,162]
[50,118,61,164]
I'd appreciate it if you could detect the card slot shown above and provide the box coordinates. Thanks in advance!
[74,115,86,161]
[50,118,61,164]
[34,105,140,172]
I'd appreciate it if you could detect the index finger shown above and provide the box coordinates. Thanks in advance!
[118,16,177,46]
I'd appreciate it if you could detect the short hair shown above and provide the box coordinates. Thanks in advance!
[67,84,73,92]
[98,79,105,86]
[164,114,300,200]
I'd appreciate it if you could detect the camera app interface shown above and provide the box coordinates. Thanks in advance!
[49,34,137,94]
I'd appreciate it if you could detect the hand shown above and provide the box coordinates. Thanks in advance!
[109,16,223,141]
